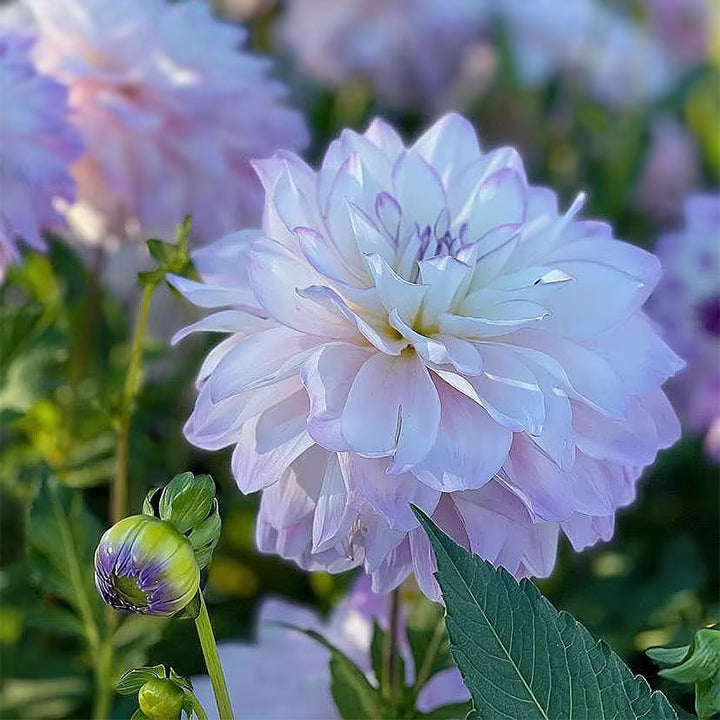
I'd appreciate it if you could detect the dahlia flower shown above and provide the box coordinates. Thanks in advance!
[495,0,672,107]
[171,113,683,599]
[192,576,468,719]
[648,194,720,457]
[0,32,81,279]
[26,0,308,244]
[280,0,489,109]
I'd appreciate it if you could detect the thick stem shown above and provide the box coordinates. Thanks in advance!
[195,593,233,720]
[91,637,113,720]
[382,588,402,706]
[112,282,156,524]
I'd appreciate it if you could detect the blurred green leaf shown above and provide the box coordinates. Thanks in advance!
[413,506,678,720]
[406,599,453,693]
[417,701,474,719]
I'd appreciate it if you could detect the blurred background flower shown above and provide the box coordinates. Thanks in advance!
[25,0,308,246]
[648,194,720,460]
[0,32,82,280]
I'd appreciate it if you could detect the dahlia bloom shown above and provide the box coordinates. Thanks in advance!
[171,114,683,599]
[26,0,308,244]
[280,0,489,109]
[192,576,468,719]
[648,194,720,456]
[0,32,81,279]
[496,0,672,107]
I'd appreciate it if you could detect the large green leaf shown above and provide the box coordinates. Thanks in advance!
[27,480,104,645]
[412,506,678,720]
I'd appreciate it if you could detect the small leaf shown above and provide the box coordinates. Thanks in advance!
[647,645,692,667]
[279,624,387,720]
[412,506,678,720]
[116,666,166,695]
[159,472,215,534]
[407,599,453,691]
[146,238,176,266]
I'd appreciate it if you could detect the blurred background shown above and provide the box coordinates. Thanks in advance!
[0,0,718,717]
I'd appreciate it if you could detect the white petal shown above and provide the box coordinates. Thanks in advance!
[365,252,426,325]
[312,453,353,552]
[413,378,512,492]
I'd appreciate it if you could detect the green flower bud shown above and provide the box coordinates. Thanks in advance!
[94,515,199,615]
[138,678,185,720]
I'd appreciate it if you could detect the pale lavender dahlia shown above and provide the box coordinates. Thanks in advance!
[0,32,81,279]
[26,0,308,244]
[171,114,683,599]
[280,0,489,110]
[648,194,720,457]
[192,576,468,719]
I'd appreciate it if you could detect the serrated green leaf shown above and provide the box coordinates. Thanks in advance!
[116,666,166,695]
[412,506,678,720]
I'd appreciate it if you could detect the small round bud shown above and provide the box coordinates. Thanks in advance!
[94,515,199,616]
[138,678,184,720]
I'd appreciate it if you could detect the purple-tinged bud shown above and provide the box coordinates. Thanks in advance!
[94,515,199,616]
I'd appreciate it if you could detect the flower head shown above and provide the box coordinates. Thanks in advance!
[192,576,468,718]
[648,194,720,454]
[171,113,683,599]
[496,0,672,107]
[280,0,489,109]
[95,515,200,615]
[0,32,81,279]
[26,0,308,244]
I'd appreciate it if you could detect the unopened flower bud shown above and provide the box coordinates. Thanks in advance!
[138,678,185,720]
[94,515,199,616]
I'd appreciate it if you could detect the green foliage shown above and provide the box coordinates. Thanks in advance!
[412,506,678,720]
[648,626,720,719]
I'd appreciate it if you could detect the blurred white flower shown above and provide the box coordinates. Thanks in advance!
[26,0,308,245]
[280,0,490,109]
[172,114,683,599]
[635,117,701,224]
[496,0,673,107]
[0,32,81,278]
[649,194,720,458]
[192,577,468,719]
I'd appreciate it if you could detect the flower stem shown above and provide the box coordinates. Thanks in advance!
[195,592,233,720]
[112,281,157,525]
[382,588,402,707]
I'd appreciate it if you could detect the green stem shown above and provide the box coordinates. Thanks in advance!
[413,616,446,693]
[195,593,233,720]
[382,588,402,707]
[191,696,210,720]
[91,637,113,720]
[112,282,156,525]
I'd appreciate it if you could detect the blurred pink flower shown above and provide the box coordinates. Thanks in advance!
[635,117,700,224]
[26,0,308,244]
[496,0,673,107]
[192,576,468,718]
[649,194,720,457]
[171,114,683,599]
[280,0,490,109]
[646,0,713,70]
[0,32,81,278]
